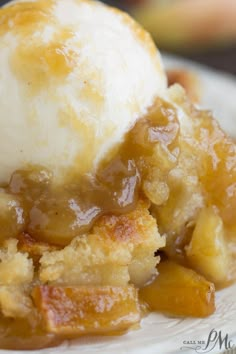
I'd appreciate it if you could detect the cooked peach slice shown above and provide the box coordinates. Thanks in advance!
[186,207,230,285]
[32,285,140,335]
[139,261,215,317]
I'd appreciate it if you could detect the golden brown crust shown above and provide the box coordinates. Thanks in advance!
[0,239,34,318]
[18,233,59,263]
[93,199,151,243]
[39,200,165,288]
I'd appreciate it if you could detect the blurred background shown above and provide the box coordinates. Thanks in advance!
[1,0,236,75]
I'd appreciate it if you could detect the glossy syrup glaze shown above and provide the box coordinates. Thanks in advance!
[0,95,236,349]
[0,98,179,349]
[1,98,179,246]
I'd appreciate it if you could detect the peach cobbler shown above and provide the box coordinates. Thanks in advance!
[0,0,235,350]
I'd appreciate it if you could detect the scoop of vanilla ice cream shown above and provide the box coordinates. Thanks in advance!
[0,0,166,184]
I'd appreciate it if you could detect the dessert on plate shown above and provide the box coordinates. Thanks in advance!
[0,0,235,350]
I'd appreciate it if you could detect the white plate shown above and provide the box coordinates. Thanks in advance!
[1,56,236,354]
